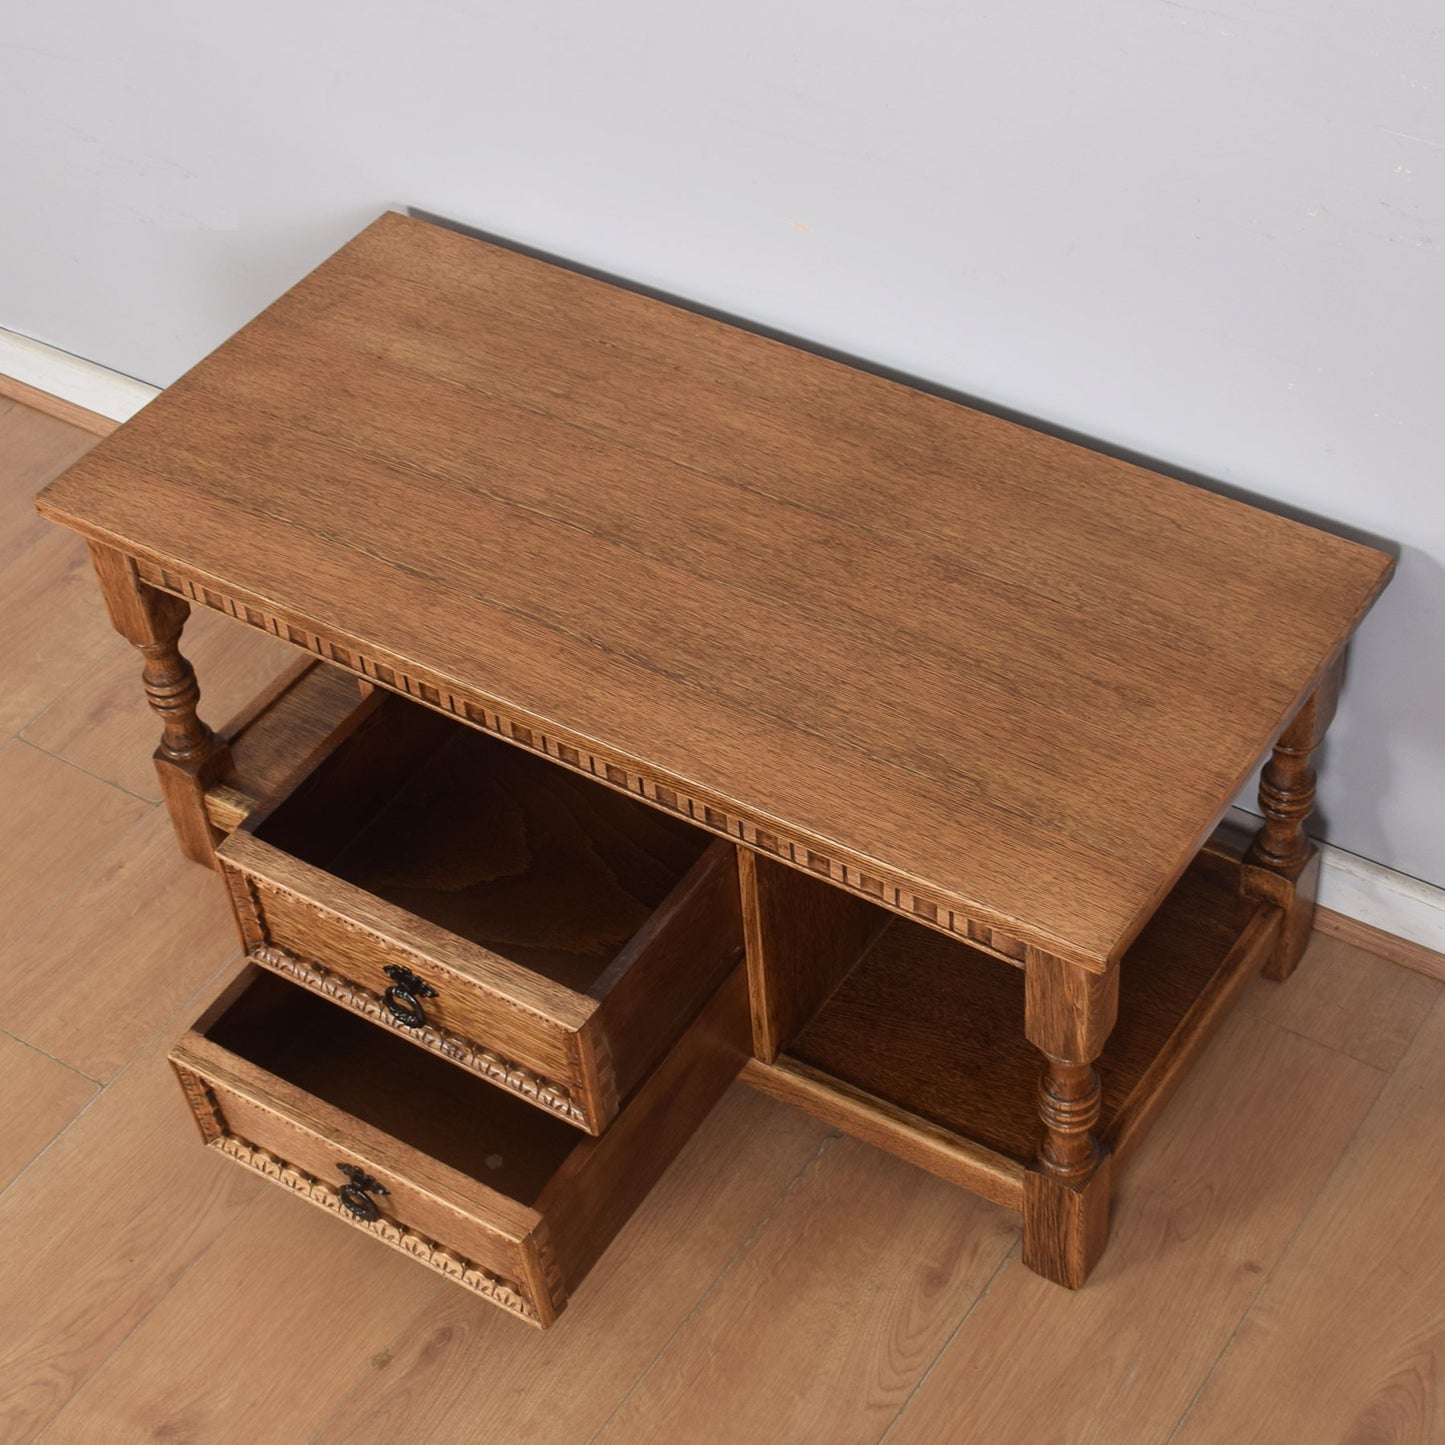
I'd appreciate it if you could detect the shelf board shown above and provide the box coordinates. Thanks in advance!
[783,847,1280,1174]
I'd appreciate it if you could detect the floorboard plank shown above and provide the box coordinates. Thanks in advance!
[1174,994,1445,1445]
[0,1035,97,1192]
[308,1087,832,1445]
[0,965,258,1442]
[1240,931,1440,1071]
[0,740,149,955]
[0,807,247,1080]
[0,530,122,738]
[0,401,97,574]
[595,1132,1019,1445]
[1315,907,1445,984]
[39,1190,443,1445]
[883,1011,1385,1445]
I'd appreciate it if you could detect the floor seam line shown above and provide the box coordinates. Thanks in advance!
[0,1026,104,1086]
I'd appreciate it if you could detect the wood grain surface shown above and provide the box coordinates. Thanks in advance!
[1240,926,1442,1071]
[34,212,1394,967]
[172,963,749,1327]
[219,660,364,814]
[0,530,119,736]
[741,1055,1025,1208]
[0,375,118,438]
[276,693,711,992]
[221,690,741,1129]
[305,1088,832,1445]
[738,849,888,1062]
[1313,904,1445,985]
[39,1190,443,1445]
[170,1029,555,1316]
[595,1134,1019,1445]
[0,976,260,1442]
[0,806,244,1080]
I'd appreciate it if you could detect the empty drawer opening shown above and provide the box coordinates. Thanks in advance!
[253,694,712,994]
[206,969,580,1202]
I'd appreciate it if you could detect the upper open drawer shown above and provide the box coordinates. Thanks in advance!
[216,691,744,1135]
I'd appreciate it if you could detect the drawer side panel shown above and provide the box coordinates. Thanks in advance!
[594,839,746,1099]
[537,964,751,1290]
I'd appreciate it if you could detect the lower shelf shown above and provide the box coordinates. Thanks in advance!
[745,844,1281,1204]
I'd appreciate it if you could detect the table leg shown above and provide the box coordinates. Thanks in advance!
[1243,655,1344,981]
[87,542,232,866]
[1022,950,1119,1288]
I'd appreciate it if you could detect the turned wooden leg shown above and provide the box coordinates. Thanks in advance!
[87,542,231,866]
[1022,949,1119,1289]
[1242,655,1344,982]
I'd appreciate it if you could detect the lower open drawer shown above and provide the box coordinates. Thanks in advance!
[170,963,748,1328]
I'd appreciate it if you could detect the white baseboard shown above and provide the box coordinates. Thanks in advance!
[1316,843,1445,957]
[0,327,158,422]
[1228,808,1445,960]
[3,334,1440,965]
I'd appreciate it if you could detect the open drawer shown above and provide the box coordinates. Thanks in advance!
[171,964,749,1327]
[216,691,744,1134]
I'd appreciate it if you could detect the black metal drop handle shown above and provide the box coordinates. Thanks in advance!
[383,965,438,1028]
[336,1163,389,1222]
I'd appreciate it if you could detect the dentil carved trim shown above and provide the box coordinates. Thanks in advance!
[213,1133,539,1323]
[139,560,1034,966]
[248,944,590,1128]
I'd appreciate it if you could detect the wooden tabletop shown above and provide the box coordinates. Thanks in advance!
[37,212,1393,969]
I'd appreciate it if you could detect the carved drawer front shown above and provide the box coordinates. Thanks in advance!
[171,963,749,1328]
[215,690,744,1135]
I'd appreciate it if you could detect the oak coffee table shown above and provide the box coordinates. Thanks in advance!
[36,212,1394,1322]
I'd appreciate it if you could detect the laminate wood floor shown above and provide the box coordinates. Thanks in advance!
[1,396,1440,1444]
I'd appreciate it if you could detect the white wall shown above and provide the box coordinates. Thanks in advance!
[3,0,1441,886]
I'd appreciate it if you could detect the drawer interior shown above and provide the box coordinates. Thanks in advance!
[253,695,712,993]
[207,968,579,1202]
